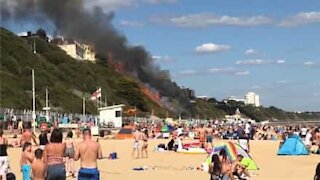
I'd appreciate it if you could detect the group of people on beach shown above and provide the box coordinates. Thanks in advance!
[209,149,251,180]
[0,121,103,180]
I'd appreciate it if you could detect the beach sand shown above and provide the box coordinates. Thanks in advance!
[8,138,318,180]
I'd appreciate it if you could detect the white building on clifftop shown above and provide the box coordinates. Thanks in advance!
[53,38,96,62]
[245,92,260,107]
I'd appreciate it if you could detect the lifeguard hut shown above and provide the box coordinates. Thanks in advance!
[98,104,125,128]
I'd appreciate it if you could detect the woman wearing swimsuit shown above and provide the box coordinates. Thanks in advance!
[65,131,75,177]
[219,149,232,179]
[44,128,66,180]
[142,129,149,158]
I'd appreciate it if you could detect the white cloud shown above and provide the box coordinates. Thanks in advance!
[236,59,266,65]
[276,80,289,84]
[235,71,250,76]
[177,67,249,77]
[276,59,286,64]
[208,67,235,74]
[208,67,250,76]
[304,61,315,65]
[150,13,273,28]
[236,59,286,65]
[120,20,144,27]
[244,49,259,55]
[195,43,231,53]
[279,12,320,27]
[178,69,197,75]
[152,55,173,62]
[304,61,320,67]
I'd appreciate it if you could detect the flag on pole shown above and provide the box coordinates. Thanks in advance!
[90,88,101,101]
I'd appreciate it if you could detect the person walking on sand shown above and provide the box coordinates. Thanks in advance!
[44,128,66,180]
[0,129,10,180]
[75,128,103,180]
[39,130,49,150]
[206,125,214,149]
[65,131,75,177]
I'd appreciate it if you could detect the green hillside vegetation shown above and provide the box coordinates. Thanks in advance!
[0,27,167,116]
[1,27,319,121]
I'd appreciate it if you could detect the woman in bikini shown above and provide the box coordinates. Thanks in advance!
[142,129,149,158]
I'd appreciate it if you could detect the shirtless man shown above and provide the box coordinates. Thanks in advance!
[132,129,144,158]
[205,125,214,149]
[20,142,34,180]
[31,148,46,180]
[75,128,102,180]
[198,125,206,148]
[20,122,37,147]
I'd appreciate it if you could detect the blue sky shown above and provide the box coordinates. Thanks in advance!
[108,0,320,111]
[4,0,320,111]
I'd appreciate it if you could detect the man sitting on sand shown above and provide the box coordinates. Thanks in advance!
[230,155,250,180]
[75,128,103,180]
[31,149,46,180]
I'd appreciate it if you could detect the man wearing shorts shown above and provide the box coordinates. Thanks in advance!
[132,129,143,158]
[75,129,102,180]
[206,125,214,148]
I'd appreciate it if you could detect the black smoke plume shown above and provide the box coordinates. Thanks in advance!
[0,0,192,114]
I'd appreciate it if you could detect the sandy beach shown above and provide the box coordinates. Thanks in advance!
[7,138,318,180]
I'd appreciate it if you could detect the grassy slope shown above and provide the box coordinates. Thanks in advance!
[0,28,167,116]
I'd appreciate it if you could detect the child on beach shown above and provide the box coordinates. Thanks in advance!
[20,142,34,180]
[31,148,46,180]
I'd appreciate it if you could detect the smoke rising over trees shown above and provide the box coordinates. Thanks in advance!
[1,0,192,114]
